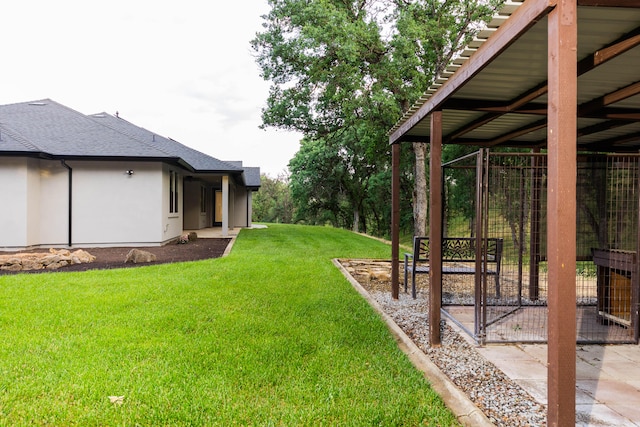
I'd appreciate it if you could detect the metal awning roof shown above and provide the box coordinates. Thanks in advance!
[388,0,640,152]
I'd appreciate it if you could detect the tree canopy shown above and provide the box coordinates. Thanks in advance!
[252,0,503,236]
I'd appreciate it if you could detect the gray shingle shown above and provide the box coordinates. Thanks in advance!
[0,100,172,158]
[0,123,41,152]
[243,167,262,189]
[89,112,242,172]
[0,99,260,179]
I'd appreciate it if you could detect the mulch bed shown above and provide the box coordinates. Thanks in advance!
[0,238,231,275]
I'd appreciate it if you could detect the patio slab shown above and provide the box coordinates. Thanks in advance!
[475,339,640,426]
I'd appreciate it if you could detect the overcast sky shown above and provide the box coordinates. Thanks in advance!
[1,0,302,177]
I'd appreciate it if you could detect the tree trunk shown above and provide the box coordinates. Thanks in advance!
[413,142,428,236]
[353,208,360,233]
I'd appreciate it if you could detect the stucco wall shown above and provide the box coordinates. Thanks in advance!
[162,163,183,242]
[0,158,187,249]
[246,191,253,227]
[233,188,249,227]
[1,156,257,248]
[68,160,168,246]
[0,158,29,248]
[37,160,69,246]
[26,158,42,246]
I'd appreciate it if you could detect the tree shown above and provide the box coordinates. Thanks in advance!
[252,0,503,236]
[387,0,504,235]
[288,120,392,233]
[252,173,294,223]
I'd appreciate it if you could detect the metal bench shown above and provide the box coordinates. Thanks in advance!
[403,237,503,299]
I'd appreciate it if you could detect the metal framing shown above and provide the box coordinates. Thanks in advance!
[439,151,640,345]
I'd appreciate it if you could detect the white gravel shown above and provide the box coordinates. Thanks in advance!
[339,259,548,425]
[371,290,547,426]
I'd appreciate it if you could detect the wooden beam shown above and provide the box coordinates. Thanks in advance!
[507,82,550,110]
[391,143,400,300]
[445,112,502,142]
[581,107,640,120]
[429,111,443,346]
[448,120,547,146]
[579,81,640,115]
[546,0,577,424]
[455,139,544,149]
[388,0,555,144]
[577,26,640,74]
[487,120,548,146]
[577,120,631,138]
[444,26,640,143]
[583,130,640,150]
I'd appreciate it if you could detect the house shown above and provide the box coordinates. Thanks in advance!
[387,0,640,424]
[0,99,260,250]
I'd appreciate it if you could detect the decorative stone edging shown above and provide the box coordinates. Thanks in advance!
[0,249,96,272]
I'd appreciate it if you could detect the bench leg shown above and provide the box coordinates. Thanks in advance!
[495,275,501,299]
[403,260,408,293]
[412,271,417,299]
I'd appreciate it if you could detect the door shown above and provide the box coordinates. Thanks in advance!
[214,190,223,226]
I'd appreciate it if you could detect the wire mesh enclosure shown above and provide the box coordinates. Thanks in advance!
[440,150,640,344]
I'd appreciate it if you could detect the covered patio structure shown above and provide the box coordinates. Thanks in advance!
[388,0,640,424]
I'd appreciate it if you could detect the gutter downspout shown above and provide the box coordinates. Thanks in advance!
[60,160,72,247]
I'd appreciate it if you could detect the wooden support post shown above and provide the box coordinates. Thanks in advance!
[391,143,400,300]
[547,1,577,425]
[429,111,443,346]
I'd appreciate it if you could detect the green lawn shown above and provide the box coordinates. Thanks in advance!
[0,224,459,426]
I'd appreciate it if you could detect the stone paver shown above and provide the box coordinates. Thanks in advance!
[476,341,640,426]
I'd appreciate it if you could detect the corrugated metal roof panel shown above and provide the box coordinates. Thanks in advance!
[389,2,640,153]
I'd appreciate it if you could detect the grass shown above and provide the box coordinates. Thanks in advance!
[0,224,459,426]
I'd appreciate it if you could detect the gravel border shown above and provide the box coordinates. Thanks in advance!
[335,259,547,427]
[334,260,494,426]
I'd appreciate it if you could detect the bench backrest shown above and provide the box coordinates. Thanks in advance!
[413,237,503,266]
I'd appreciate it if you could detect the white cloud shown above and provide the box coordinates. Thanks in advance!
[1,0,301,176]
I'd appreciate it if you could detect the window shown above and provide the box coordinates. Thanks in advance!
[169,170,179,213]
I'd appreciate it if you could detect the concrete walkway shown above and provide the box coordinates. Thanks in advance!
[183,227,241,238]
[475,341,640,426]
[183,225,268,256]
[184,224,267,239]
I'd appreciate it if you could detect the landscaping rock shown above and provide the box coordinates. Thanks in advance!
[70,249,96,264]
[1,262,22,272]
[124,249,157,264]
[0,249,96,271]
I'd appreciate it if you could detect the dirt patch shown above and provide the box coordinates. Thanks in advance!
[340,258,438,295]
[0,238,231,275]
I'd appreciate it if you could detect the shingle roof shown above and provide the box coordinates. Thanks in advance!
[0,100,172,158]
[88,112,243,173]
[0,100,258,183]
[0,123,41,152]
[242,167,261,189]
